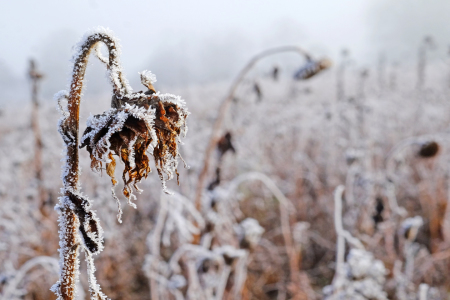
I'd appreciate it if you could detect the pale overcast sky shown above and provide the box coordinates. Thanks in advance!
[1,0,449,96]
[0,0,371,76]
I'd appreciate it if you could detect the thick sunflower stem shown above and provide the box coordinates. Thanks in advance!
[56,29,126,300]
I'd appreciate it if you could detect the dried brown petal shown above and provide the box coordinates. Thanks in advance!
[106,153,117,186]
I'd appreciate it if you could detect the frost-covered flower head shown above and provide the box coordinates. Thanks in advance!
[80,90,189,207]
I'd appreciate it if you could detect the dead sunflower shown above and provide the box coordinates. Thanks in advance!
[294,58,331,80]
[417,140,439,158]
[80,79,188,221]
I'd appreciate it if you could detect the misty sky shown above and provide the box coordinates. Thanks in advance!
[1,0,370,75]
[1,0,450,98]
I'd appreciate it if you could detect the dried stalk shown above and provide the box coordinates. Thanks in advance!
[332,185,365,290]
[53,30,126,300]
[28,59,46,212]
[416,36,435,90]
[53,28,152,300]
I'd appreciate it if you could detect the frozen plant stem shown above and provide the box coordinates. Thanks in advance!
[333,185,346,286]
[56,33,122,300]
[29,59,46,212]
[195,46,314,211]
[416,36,434,90]
[55,29,132,300]
[332,185,364,288]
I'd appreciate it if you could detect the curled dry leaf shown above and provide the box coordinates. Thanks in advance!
[65,190,104,254]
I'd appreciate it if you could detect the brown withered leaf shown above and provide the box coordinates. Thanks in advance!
[67,191,103,254]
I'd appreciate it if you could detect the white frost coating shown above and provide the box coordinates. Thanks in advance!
[237,218,264,248]
[324,249,388,300]
[333,185,365,275]
[325,186,387,300]
[159,191,205,247]
[57,113,81,192]
[213,245,247,259]
[94,43,109,65]
[346,249,386,284]
[419,283,429,300]
[70,26,132,97]
[293,222,311,246]
[51,200,82,300]
[54,90,70,117]
[127,135,138,169]
[56,188,104,256]
[157,243,248,300]
[84,250,108,300]
[143,186,250,300]
[111,186,123,223]
[139,70,157,86]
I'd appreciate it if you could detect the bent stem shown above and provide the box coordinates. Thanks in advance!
[55,30,128,300]
[195,46,312,211]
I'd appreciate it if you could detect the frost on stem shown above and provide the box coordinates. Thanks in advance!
[139,70,157,92]
[324,185,389,300]
[324,249,388,300]
[70,27,132,97]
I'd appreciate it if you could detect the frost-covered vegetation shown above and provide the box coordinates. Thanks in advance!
[1,29,450,300]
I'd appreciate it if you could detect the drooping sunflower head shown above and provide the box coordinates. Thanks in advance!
[293,58,331,80]
[417,140,439,158]
[80,89,188,211]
